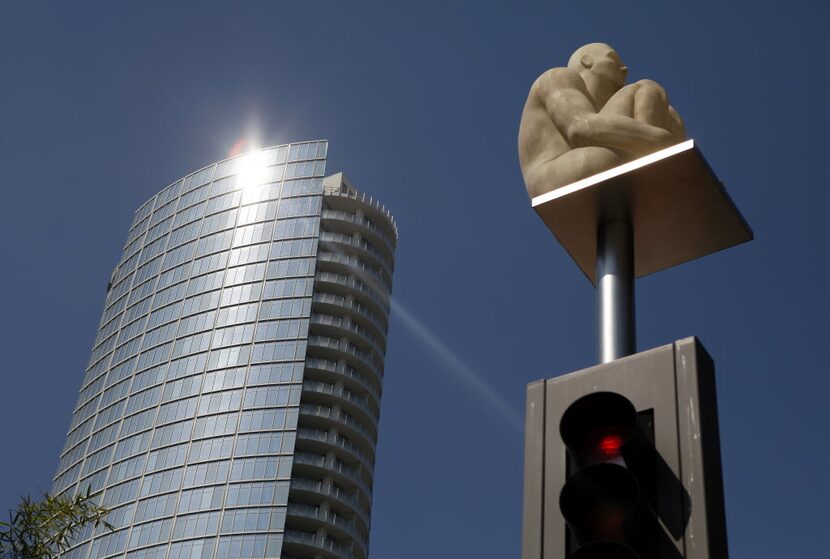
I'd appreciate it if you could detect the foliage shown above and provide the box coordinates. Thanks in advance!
[0,489,112,559]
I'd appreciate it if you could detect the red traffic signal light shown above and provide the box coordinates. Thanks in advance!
[558,392,655,558]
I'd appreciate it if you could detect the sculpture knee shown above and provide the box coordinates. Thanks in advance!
[633,80,669,128]
[634,79,667,103]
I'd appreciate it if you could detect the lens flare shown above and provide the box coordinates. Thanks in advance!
[237,149,268,191]
[391,299,523,432]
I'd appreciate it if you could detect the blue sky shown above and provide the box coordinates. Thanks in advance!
[1,1,828,557]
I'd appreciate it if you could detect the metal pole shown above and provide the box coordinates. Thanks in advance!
[597,220,636,363]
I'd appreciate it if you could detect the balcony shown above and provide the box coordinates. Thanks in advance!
[314,272,389,317]
[307,335,384,383]
[283,529,356,559]
[319,231,394,277]
[309,313,386,357]
[290,476,371,533]
[311,292,387,339]
[292,452,373,501]
[302,380,378,429]
[295,428,374,472]
[321,190,398,242]
[317,251,392,295]
[303,358,381,405]
[299,403,377,455]
[286,503,366,555]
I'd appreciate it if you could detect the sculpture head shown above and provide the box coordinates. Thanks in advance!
[568,43,628,90]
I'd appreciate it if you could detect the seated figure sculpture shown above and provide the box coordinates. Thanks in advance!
[518,43,685,199]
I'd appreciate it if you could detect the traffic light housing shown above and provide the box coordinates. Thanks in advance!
[522,338,728,559]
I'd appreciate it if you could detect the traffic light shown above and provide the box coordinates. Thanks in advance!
[559,392,654,559]
[522,338,728,559]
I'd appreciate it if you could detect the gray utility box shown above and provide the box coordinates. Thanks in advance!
[522,337,728,559]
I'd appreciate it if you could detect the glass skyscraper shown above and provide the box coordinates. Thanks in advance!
[51,141,397,559]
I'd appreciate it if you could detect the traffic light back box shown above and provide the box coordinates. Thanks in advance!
[522,337,728,559]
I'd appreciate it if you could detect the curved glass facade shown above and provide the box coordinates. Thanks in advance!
[52,142,397,559]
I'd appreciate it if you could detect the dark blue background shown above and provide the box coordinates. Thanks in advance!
[1,2,826,557]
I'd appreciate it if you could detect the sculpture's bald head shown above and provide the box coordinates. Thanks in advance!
[568,43,628,88]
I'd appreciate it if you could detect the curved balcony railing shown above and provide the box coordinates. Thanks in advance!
[307,335,384,380]
[292,452,373,500]
[319,231,394,277]
[299,404,377,452]
[321,209,396,258]
[322,189,398,241]
[310,313,386,357]
[304,358,381,405]
[314,273,389,317]
[296,428,374,472]
[283,529,356,559]
[290,477,371,531]
[317,251,392,294]
[287,503,366,555]
[311,293,387,339]
[302,380,378,428]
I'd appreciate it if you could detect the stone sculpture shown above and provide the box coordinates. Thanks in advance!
[518,43,685,199]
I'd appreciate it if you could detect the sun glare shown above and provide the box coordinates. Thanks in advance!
[237,149,268,191]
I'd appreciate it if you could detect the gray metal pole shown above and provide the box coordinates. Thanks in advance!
[596,220,636,363]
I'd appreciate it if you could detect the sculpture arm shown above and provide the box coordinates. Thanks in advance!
[535,69,675,154]
[568,113,676,155]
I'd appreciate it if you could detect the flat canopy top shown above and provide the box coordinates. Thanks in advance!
[532,140,753,285]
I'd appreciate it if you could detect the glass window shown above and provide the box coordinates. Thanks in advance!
[88,528,128,557]
[173,200,207,228]
[220,508,283,534]
[172,332,211,359]
[202,368,247,393]
[234,432,284,456]
[167,352,208,381]
[187,270,225,297]
[197,390,243,416]
[120,409,156,440]
[250,340,306,363]
[107,454,147,485]
[145,442,189,472]
[192,413,239,440]
[139,466,183,498]
[212,324,255,348]
[216,303,259,327]
[127,517,172,549]
[155,396,198,426]
[220,283,262,307]
[134,493,177,523]
[207,346,251,371]
[224,481,289,507]
[161,376,203,403]
[102,478,141,507]
[188,436,234,463]
[173,510,220,540]
[150,419,193,448]
[162,239,197,270]
[238,409,287,433]
[112,431,151,463]
[168,537,215,559]
[177,486,224,514]
[223,262,266,287]
[181,289,222,317]
[201,208,238,235]
[227,243,270,267]
[246,363,303,385]
[182,460,230,488]
[229,456,292,482]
